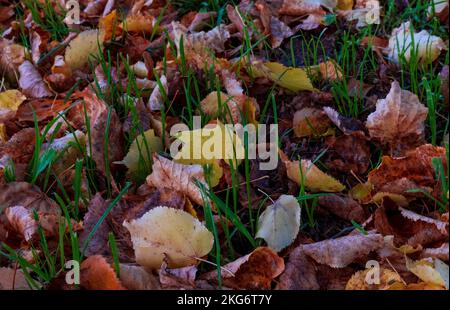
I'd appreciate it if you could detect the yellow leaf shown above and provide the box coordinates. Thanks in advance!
[372,192,409,207]
[337,0,354,10]
[122,14,154,33]
[0,90,26,122]
[0,124,6,142]
[281,152,345,192]
[406,258,449,289]
[123,206,214,269]
[251,61,315,92]
[256,195,301,252]
[346,267,402,290]
[65,29,105,70]
[349,182,373,202]
[116,130,162,182]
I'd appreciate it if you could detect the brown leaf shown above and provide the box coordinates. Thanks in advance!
[366,81,428,155]
[119,264,161,290]
[159,259,197,289]
[0,128,36,164]
[323,106,367,138]
[5,206,38,242]
[18,61,53,98]
[276,245,320,290]
[368,144,447,194]
[80,255,125,290]
[0,38,26,82]
[421,243,449,261]
[325,134,370,174]
[146,155,208,206]
[0,268,31,290]
[202,247,284,289]
[302,233,384,268]
[318,195,366,222]
[346,267,402,290]
[30,27,49,65]
[293,107,331,137]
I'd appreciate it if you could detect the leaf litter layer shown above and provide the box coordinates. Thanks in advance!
[0,0,448,291]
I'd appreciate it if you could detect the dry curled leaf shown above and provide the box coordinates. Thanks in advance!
[5,206,37,242]
[345,267,402,290]
[302,233,384,268]
[0,38,26,82]
[256,195,301,252]
[146,155,209,206]
[18,61,53,98]
[202,247,285,289]
[293,107,331,137]
[123,206,214,269]
[80,255,125,290]
[159,259,198,289]
[366,81,428,155]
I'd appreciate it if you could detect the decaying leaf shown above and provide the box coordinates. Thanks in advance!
[123,206,214,269]
[65,29,105,70]
[0,90,26,122]
[159,259,198,289]
[80,255,125,290]
[202,247,285,289]
[148,74,167,111]
[5,206,37,242]
[0,38,26,82]
[345,267,402,290]
[251,61,315,92]
[146,155,209,206]
[18,61,53,98]
[0,268,31,290]
[385,22,446,64]
[293,107,331,137]
[279,0,337,29]
[280,151,345,192]
[119,264,161,290]
[256,195,301,252]
[116,129,162,182]
[302,233,384,268]
[318,195,366,222]
[366,81,428,155]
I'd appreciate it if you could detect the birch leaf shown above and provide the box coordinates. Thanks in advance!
[256,195,301,252]
[65,29,105,70]
[123,206,214,269]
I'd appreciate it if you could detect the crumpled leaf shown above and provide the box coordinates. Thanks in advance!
[115,129,162,183]
[345,267,402,290]
[146,155,209,206]
[159,259,197,289]
[18,61,53,98]
[293,107,331,137]
[406,258,449,289]
[65,29,105,70]
[0,38,26,82]
[202,247,285,289]
[368,144,446,194]
[280,151,345,192]
[366,81,428,155]
[279,0,337,29]
[0,90,26,122]
[5,206,38,242]
[80,255,125,290]
[385,22,446,65]
[302,233,384,268]
[46,56,75,92]
[256,195,301,252]
[251,61,315,92]
[123,206,214,269]
[148,74,167,111]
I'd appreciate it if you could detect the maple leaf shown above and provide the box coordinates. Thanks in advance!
[123,206,214,269]
[366,81,428,155]
[256,195,301,252]
[146,155,209,206]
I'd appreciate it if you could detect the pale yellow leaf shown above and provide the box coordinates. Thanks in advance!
[123,206,214,269]
[65,29,105,70]
[0,90,26,122]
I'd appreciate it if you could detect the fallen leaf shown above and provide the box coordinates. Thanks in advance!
[80,255,125,290]
[421,243,449,261]
[280,151,345,192]
[5,206,37,242]
[116,129,162,183]
[148,74,167,111]
[302,233,384,268]
[366,81,428,155]
[0,128,36,164]
[0,90,26,122]
[0,38,26,82]
[385,22,446,65]
[18,61,53,98]
[256,195,301,252]
[123,206,214,269]
[146,155,209,206]
[345,267,402,290]
[202,247,285,289]
[428,0,449,22]
[251,61,315,92]
[65,29,105,70]
[119,264,161,290]
[293,107,331,137]
[159,259,197,289]
[0,268,31,290]
[318,195,366,222]
[406,258,449,289]
[325,134,371,174]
